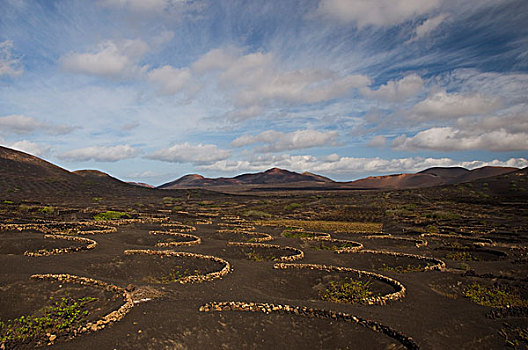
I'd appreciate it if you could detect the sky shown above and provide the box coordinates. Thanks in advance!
[0,0,527,185]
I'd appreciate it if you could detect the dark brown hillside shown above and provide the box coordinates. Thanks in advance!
[417,166,470,179]
[0,146,77,182]
[0,147,162,203]
[344,166,519,190]
[457,166,518,183]
[158,174,239,189]
[345,173,445,189]
[234,168,334,184]
[158,168,334,189]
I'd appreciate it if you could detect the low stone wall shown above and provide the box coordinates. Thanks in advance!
[218,222,256,230]
[217,229,273,242]
[336,249,446,271]
[99,216,169,226]
[359,234,428,248]
[300,236,363,252]
[160,223,197,232]
[220,215,242,221]
[227,242,304,262]
[199,301,419,350]
[196,212,219,218]
[0,222,117,235]
[30,273,134,338]
[123,249,231,284]
[273,263,406,305]
[420,233,494,246]
[298,231,332,239]
[24,234,97,256]
[334,230,389,236]
[148,231,201,247]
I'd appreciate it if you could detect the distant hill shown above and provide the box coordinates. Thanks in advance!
[159,165,519,191]
[126,181,155,188]
[0,146,77,183]
[158,168,334,189]
[0,145,520,198]
[0,146,156,202]
[345,166,518,189]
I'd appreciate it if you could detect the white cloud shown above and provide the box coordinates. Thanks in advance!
[199,152,528,177]
[59,145,138,162]
[392,127,528,152]
[5,140,51,157]
[231,129,338,152]
[0,114,75,135]
[0,115,42,134]
[367,135,386,147]
[0,40,23,77]
[147,143,231,164]
[456,110,528,134]
[362,74,424,102]
[61,39,149,78]
[192,47,242,73]
[410,90,503,120]
[98,0,170,13]
[407,13,449,42]
[315,0,440,28]
[191,47,371,120]
[148,65,192,95]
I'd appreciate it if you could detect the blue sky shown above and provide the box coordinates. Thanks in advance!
[0,0,527,184]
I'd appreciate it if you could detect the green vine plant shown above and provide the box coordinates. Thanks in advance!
[379,263,432,273]
[0,296,98,347]
[319,277,379,304]
[247,251,280,262]
[156,267,200,283]
[311,241,358,251]
[463,283,528,308]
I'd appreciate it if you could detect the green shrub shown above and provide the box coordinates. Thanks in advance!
[425,224,439,233]
[284,202,302,211]
[282,228,312,238]
[379,263,430,273]
[0,296,97,345]
[246,251,278,262]
[312,241,358,251]
[463,283,528,307]
[319,278,376,304]
[18,204,31,212]
[157,267,198,283]
[162,197,175,205]
[39,206,54,215]
[93,211,129,221]
[445,251,478,261]
[243,210,272,218]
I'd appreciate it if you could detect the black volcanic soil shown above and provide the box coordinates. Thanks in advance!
[85,253,223,284]
[0,231,88,255]
[1,161,528,348]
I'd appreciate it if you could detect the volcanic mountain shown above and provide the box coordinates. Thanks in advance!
[345,166,518,189]
[0,146,155,201]
[0,145,520,195]
[158,168,334,189]
[159,166,519,190]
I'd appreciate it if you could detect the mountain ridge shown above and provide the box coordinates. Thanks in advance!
[158,165,518,190]
[0,146,520,193]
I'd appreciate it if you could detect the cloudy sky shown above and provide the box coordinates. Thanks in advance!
[1,0,527,184]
